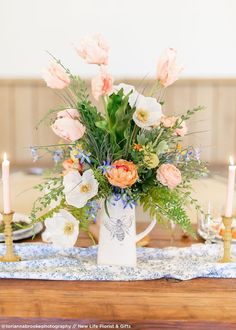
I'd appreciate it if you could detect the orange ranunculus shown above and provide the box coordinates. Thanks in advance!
[106,159,138,189]
[62,158,83,175]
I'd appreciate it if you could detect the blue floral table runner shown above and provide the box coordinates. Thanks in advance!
[0,243,236,281]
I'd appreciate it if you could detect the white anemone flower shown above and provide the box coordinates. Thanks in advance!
[63,169,99,208]
[133,95,163,129]
[42,210,79,248]
[111,83,140,108]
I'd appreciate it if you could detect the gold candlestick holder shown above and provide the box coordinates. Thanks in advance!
[219,215,233,263]
[0,211,21,262]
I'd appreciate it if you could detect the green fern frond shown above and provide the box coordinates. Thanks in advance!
[140,186,195,237]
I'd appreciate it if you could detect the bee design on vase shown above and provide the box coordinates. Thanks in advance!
[104,216,133,241]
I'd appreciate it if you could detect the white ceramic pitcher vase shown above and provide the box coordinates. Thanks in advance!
[97,199,156,267]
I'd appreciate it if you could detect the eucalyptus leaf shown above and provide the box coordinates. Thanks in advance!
[137,132,148,145]
[156,140,168,155]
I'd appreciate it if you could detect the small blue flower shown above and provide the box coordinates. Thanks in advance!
[98,160,114,174]
[75,149,91,164]
[121,194,137,209]
[185,151,192,162]
[52,149,63,164]
[184,147,201,163]
[86,200,101,223]
[30,147,40,162]
[194,147,201,162]
[110,190,137,209]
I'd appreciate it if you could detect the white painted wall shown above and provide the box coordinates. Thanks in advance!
[0,0,236,78]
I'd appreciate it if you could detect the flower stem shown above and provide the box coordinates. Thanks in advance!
[33,143,75,149]
[87,230,96,245]
[124,125,139,158]
[149,80,161,97]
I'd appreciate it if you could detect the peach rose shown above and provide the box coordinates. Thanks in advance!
[106,159,138,188]
[91,69,113,101]
[157,48,183,87]
[62,158,83,175]
[175,121,188,137]
[77,34,109,65]
[156,164,182,190]
[42,62,70,89]
[51,109,85,142]
[161,116,177,128]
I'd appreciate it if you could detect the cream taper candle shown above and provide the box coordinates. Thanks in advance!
[2,153,11,214]
[225,156,236,217]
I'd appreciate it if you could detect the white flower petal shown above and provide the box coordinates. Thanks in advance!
[49,234,78,249]
[81,169,99,199]
[59,209,78,223]
[63,170,82,194]
[41,210,79,248]
[65,190,88,208]
[82,168,95,181]
[63,169,99,208]
[42,230,52,243]
[133,95,163,128]
[44,216,65,233]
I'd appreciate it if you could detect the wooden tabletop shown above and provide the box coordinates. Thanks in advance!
[0,224,236,330]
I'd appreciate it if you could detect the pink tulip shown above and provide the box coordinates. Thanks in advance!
[157,48,183,87]
[42,62,70,89]
[51,110,85,142]
[57,108,79,119]
[91,69,113,101]
[77,34,109,65]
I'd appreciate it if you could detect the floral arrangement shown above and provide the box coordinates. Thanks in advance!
[31,34,207,248]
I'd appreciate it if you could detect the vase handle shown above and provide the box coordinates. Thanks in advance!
[135,219,156,243]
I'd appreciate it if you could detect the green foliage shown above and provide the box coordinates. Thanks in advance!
[30,177,64,222]
[77,100,106,164]
[30,177,95,232]
[156,140,169,155]
[137,128,169,156]
[95,89,136,159]
[179,105,205,123]
[178,158,208,182]
[69,75,89,102]
[66,204,94,232]
[93,168,113,198]
[31,200,66,224]
[140,186,196,236]
[0,221,33,232]
[31,55,208,237]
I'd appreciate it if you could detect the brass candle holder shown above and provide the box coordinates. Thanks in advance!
[0,211,21,262]
[219,215,233,263]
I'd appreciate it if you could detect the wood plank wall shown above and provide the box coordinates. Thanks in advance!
[0,78,236,166]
